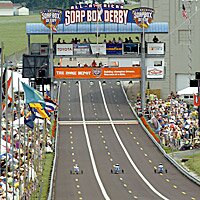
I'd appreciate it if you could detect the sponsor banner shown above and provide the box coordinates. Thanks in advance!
[41,9,62,32]
[147,66,164,79]
[147,43,165,55]
[90,44,106,55]
[54,67,141,79]
[61,5,154,26]
[56,44,73,55]
[132,7,154,28]
[106,43,122,55]
[123,43,139,54]
[74,44,90,55]
[194,94,200,106]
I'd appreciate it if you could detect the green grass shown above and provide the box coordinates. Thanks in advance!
[0,10,140,57]
[185,153,200,177]
[30,153,54,200]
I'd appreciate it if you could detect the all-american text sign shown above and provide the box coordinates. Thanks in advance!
[59,5,154,25]
[54,67,141,79]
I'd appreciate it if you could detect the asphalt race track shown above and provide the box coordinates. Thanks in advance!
[54,80,200,200]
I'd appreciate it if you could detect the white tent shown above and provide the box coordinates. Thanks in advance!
[12,117,51,127]
[177,87,198,95]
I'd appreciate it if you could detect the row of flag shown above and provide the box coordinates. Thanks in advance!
[1,67,57,131]
[22,82,57,129]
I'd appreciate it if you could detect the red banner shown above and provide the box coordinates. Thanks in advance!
[194,94,200,106]
[54,67,141,79]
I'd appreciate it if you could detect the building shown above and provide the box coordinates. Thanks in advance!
[0,1,14,16]
[15,6,29,16]
[140,0,200,98]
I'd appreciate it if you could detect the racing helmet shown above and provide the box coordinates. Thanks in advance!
[159,163,162,165]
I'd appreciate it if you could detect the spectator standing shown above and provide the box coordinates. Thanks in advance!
[124,38,129,43]
[91,60,97,67]
[128,37,133,43]
[118,37,123,44]
[153,35,159,43]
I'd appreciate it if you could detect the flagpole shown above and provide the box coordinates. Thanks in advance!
[11,69,15,200]
[50,19,54,99]
[18,78,21,199]
[141,17,146,112]
[0,42,4,160]
[5,64,8,200]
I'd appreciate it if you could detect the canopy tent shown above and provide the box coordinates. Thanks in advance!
[177,87,198,95]
[12,117,51,127]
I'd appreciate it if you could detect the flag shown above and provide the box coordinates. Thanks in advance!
[2,72,12,113]
[29,103,50,120]
[24,111,36,129]
[194,94,200,106]
[21,82,45,107]
[182,4,188,19]
[45,89,51,99]
[45,98,57,113]
[7,76,12,105]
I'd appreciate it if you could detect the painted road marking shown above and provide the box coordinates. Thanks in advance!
[78,191,81,194]
[133,137,136,139]
[99,82,169,200]
[103,140,106,144]
[79,82,110,200]
[71,147,74,150]
[72,153,75,156]
[72,159,76,163]
[71,141,73,144]
[120,177,123,181]
[173,185,177,189]
[144,154,148,157]
[140,147,143,151]
[108,152,110,155]
[134,196,138,199]
[166,179,170,182]
[124,184,127,187]
[136,142,140,145]
[130,132,133,135]
[70,136,73,139]
[128,190,132,194]
[110,158,113,162]
[75,179,79,182]
[77,185,80,188]
[105,146,108,149]
[182,192,186,195]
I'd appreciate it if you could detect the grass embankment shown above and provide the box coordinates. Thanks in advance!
[185,153,200,177]
[30,153,54,200]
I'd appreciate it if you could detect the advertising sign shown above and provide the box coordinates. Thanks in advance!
[194,94,200,106]
[147,66,164,79]
[41,9,62,31]
[59,5,154,25]
[74,44,90,55]
[56,44,73,55]
[54,67,141,79]
[132,7,154,28]
[123,43,139,54]
[147,43,165,55]
[90,44,106,55]
[106,43,122,55]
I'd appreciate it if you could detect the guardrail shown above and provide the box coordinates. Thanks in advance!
[121,84,200,186]
[48,81,61,200]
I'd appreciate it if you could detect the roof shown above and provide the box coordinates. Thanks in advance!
[177,87,198,95]
[0,1,13,8]
[26,22,168,35]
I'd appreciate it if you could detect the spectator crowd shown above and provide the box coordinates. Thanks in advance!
[135,92,200,151]
[0,95,54,199]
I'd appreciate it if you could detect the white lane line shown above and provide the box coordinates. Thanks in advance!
[79,82,110,200]
[99,82,169,200]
